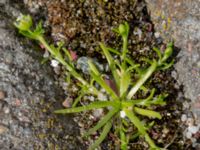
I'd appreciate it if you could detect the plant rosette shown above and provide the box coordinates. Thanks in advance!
[15,14,174,150]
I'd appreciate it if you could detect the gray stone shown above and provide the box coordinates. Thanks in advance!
[146,0,200,124]
[0,1,84,149]
[77,56,104,74]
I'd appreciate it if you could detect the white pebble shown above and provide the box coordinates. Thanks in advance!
[89,96,95,101]
[51,60,59,67]
[186,131,192,139]
[3,107,10,114]
[188,126,199,134]
[43,50,49,58]
[120,111,126,118]
[93,109,103,118]
[98,93,107,101]
[154,32,160,38]
[181,114,187,122]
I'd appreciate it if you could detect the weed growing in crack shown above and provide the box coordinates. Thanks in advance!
[15,14,174,150]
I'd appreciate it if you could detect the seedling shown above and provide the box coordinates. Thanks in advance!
[15,14,174,150]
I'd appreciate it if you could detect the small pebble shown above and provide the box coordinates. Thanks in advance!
[14,99,21,107]
[43,50,49,58]
[88,96,95,101]
[93,109,103,119]
[154,32,160,38]
[51,59,59,67]
[0,125,9,134]
[120,111,126,118]
[62,97,72,108]
[0,90,5,100]
[53,66,61,74]
[3,106,10,114]
[97,93,107,101]
[134,28,142,39]
[181,114,187,122]
[186,131,192,139]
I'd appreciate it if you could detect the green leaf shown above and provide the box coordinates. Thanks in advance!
[144,134,159,149]
[89,121,112,150]
[33,21,45,36]
[88,59,100,76]
[120,67,131,97]
[19,30,35,39]
[161,42,173,63]
[99,43,120,88]
[124,108,146,135]
[89,66,118,100]
[150,94,167,106]
[120,129,128,150]
[54,101,115,114]
[125,109,158,149]
[62,48,73,63]
[127,60,157,99]
[107,47,121,55]
[134,107,162,119]
[126,88,156,106]
[153,47,161,60]
[84,108,118,137]
[160,60,174,70]
[72,92,84,107]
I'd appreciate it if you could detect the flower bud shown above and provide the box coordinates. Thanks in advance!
[119,24,126,35]
[161,42,173,62]
[14,14,32,31]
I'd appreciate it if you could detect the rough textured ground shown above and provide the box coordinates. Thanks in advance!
[0,0,84,149]
[0,0,199,149]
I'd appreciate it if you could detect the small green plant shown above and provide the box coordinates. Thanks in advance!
[15,14,174,150]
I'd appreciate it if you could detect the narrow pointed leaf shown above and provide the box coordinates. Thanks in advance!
[160,60,174,70]
[99,43,120,88]
[72,92,84,107]
[107,47,121,55]
[84,108,118,137]
[88,59,100,76]
[124,108,146,135]
[120,129,128,150]
[144,134,158,149]
[89,121,112,150]
[54,101,115,114]
[125,108,158,149]
[120,69,131,97]
[90,71,118,100]
[153,47,161,60]
[134,107,162,119]
[127,60,157,99]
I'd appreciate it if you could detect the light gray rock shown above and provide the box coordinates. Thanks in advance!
[146,0,200,123]
[0,1,84,149]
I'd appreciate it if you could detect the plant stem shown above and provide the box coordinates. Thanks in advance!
[122,36,128,65]
[127,60,157,99]
[37,36,99,95]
